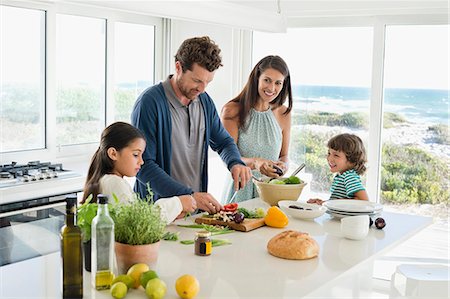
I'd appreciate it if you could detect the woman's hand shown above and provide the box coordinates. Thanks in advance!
[255,158,283,178]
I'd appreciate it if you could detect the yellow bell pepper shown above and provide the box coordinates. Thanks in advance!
[264,206,289,228]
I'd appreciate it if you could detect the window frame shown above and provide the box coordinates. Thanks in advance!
[250,14,449,202]
[1,0,163,163]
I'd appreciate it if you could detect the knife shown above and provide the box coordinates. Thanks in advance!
[229,189,239,202]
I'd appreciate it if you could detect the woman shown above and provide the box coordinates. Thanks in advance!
[221,55,293,203]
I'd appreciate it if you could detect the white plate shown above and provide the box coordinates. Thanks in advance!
[324,200,383,213]
[278,200,327,220]
[325,210,380,218]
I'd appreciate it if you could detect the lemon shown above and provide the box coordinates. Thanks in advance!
[127,263,150,289]
[110,282,128,299]
[145,278,167,299]
[140,270,159,288]
[112,274,134,290]
[175,274,200,299]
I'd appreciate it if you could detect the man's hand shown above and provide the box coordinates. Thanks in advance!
[230,164,252,191]
[192,192,222,214]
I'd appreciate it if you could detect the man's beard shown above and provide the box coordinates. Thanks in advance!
[176,76,198,101]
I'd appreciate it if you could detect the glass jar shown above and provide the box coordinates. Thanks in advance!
[194,230,212,256]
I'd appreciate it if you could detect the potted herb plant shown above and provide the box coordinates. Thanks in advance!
[110,190,166,274]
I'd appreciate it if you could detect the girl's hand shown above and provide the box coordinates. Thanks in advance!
[307,198,325,205]
[179,195,197,213]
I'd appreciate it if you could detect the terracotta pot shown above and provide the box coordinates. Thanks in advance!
[114,241,160,274]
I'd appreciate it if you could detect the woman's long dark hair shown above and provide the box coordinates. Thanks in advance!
[227,55,293,129]
[81,122,145,203]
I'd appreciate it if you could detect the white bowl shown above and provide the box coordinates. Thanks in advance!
[278,200,327,220]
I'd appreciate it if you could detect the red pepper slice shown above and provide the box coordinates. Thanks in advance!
[223,203,238,212]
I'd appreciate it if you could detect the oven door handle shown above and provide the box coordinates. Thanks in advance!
[0,202,66,218]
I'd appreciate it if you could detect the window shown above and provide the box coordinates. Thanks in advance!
[55,14,106,146]
[253,28,373,197]
[381,25,449,208]
[114,22,155,122]
[1,6,45,152]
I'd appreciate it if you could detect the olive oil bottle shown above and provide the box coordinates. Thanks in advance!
[61,195,83,299]
[91,194,115,290]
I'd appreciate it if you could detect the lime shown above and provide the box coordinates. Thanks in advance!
[127,263,150,289]
[175,274,200,299]
[112,274,134,290]
[140,269,159,288]
[110,282,128,299]
[145,278,167,299]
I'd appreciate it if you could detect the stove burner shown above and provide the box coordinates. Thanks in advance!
[0,160,77,188]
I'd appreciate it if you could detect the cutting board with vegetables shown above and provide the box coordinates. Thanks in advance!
[194,217,265,232]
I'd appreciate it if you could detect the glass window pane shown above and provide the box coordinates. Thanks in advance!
[1,6,45,152]
[114,22,155,122]
[253,28,373,197]
[56,14,105,145]
[381,25,449,210]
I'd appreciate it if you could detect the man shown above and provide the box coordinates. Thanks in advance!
[131,36,251,215]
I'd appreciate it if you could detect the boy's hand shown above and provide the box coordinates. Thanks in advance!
[307,198,325,205]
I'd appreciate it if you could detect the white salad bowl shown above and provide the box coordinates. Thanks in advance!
[278,200,327,220]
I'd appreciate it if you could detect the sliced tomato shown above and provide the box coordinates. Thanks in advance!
[223,203,238,212]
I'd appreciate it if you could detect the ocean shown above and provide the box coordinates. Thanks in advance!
[293,85,449,125]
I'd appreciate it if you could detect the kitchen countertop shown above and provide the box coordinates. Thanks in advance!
[0,198,432,298]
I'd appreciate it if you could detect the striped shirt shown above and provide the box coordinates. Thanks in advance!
[329,169,365,200]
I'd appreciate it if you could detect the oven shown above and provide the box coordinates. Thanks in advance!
[0,161,85,227]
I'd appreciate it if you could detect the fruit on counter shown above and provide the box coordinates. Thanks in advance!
[112,274,134,290]
[375,217,386,229]
[145,278,167,299]
[369,217,374,227]
[264,206,289,228]
[127,263,150,288]
[175,274,200,299]
[110,282,128,299]
[140,270,159,288]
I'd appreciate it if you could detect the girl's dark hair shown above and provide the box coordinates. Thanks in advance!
[81,122,145,203]
[175,36,223,72]
[226,55,293,129]
[328,133,367,175]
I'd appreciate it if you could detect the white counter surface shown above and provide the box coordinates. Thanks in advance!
[0,199,432,298]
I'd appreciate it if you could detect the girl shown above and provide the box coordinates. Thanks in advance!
[221,55,293,203]
[308,133,369,205]
[82,121,196,223]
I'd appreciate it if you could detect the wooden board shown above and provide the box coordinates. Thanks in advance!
[195,217,266,232]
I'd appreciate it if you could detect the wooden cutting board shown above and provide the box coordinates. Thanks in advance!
[194,217,266,232]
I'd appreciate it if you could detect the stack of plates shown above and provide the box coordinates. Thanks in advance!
[323,200,383,218]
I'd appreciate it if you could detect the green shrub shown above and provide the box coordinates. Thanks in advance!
[381,144,449,204]
[383,112,407,128]
[428,124,449,145]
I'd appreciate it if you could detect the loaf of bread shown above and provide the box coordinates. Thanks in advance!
[267,230,319,260]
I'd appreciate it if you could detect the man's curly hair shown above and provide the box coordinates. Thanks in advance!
[175,36,223,72]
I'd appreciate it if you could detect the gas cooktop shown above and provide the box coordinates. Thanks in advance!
[0,161,81,189]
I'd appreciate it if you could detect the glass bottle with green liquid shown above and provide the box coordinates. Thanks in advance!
[61,195,83,299]
[91,194,115,290]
